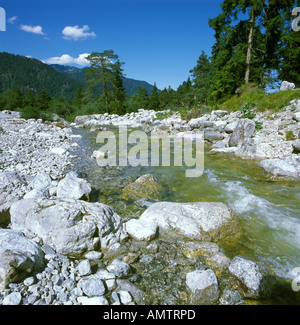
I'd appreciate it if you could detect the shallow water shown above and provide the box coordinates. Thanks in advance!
[71,127,300,294]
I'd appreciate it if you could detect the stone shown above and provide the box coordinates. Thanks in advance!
[29,172,52,191]
[107,259,131,277]
[140,201,238,242]
[84,251,102,260]
[0,229,44,290]
[78,276,106,297]
[293,112,300,122]
[219,289,244,305]
[292,140,300,154]
[10,198,125,258]
[56,171,91,200]
[77,296,109,305]
[186,269,219,305]
[124,219,158,242]
[77,259,92,276]
[0,172,27,223]
[181,241,220,259]
[228,119,255,147]
[121,174,163,201]
[260,158,299,180]
[204,130,225,143]
[211,110,227,118]
[228,256,277,299]
[3,292,22,305]
[224,121,238,134]
[50,147,66,155]
[118,290,132,304]
[280,81,295,91]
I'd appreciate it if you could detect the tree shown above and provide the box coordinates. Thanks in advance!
[74,82,84,109]
[85,50,125,114]
[176,78,195,109]
[36,90,51,111]
[148,82,160,110]
[190,51,214,105]
[209,0,297,98]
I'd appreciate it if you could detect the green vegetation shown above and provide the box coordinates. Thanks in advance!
[0,1,299,121]
[286,130,297,141]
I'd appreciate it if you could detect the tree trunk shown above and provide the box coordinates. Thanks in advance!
[103,82,109,113]
[245,7,255,84]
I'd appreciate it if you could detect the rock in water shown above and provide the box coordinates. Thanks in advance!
[260,158,299,180]
[121,174,163,200]
[228,256,277,299]
[139,201,239,242]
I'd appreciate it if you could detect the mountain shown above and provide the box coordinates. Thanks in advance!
[50,64,154,96]
[0,52,154,101]
[0,52,78,100]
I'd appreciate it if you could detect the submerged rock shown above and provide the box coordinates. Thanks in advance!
[121,174,163,201]
[140,201,239,242]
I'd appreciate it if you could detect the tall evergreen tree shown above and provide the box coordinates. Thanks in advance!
[208,0,297,98]
[85,50,125,114]
[190,51,214,105]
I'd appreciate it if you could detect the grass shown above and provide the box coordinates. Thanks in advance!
[217,84,300,113]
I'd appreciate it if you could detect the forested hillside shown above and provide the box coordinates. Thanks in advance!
[0,52,78,100]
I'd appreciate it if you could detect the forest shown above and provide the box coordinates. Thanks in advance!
[0,0,299,121]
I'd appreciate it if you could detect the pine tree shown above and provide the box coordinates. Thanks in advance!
[190,51,213,105]
[209,0,298,98]
[85,50,125,114]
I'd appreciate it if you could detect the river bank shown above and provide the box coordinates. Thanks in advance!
[0,102,300,305]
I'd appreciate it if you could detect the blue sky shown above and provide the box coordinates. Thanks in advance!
[0,0,223,90]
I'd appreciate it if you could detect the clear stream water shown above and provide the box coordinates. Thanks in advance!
[71,126,300,303]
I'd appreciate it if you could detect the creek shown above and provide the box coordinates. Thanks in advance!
[70,126,300,303]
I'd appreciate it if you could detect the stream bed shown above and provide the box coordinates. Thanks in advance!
[71,126,300,304]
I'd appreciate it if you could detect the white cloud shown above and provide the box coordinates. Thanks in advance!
[43,53,90,66]
[20,24,45,35]
[62,25,96,41]
[8,16,17,24]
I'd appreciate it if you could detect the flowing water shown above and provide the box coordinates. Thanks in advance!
[71,126,300,302]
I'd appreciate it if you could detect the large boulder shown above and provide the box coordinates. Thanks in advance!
[0,229,44,290]
[10,198,126,258]
[139,201,239,242]
[228,256,277,299]
[56,171,91,200]
[228,119,255,148]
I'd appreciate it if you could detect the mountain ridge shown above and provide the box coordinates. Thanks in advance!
[0,52,154,100]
